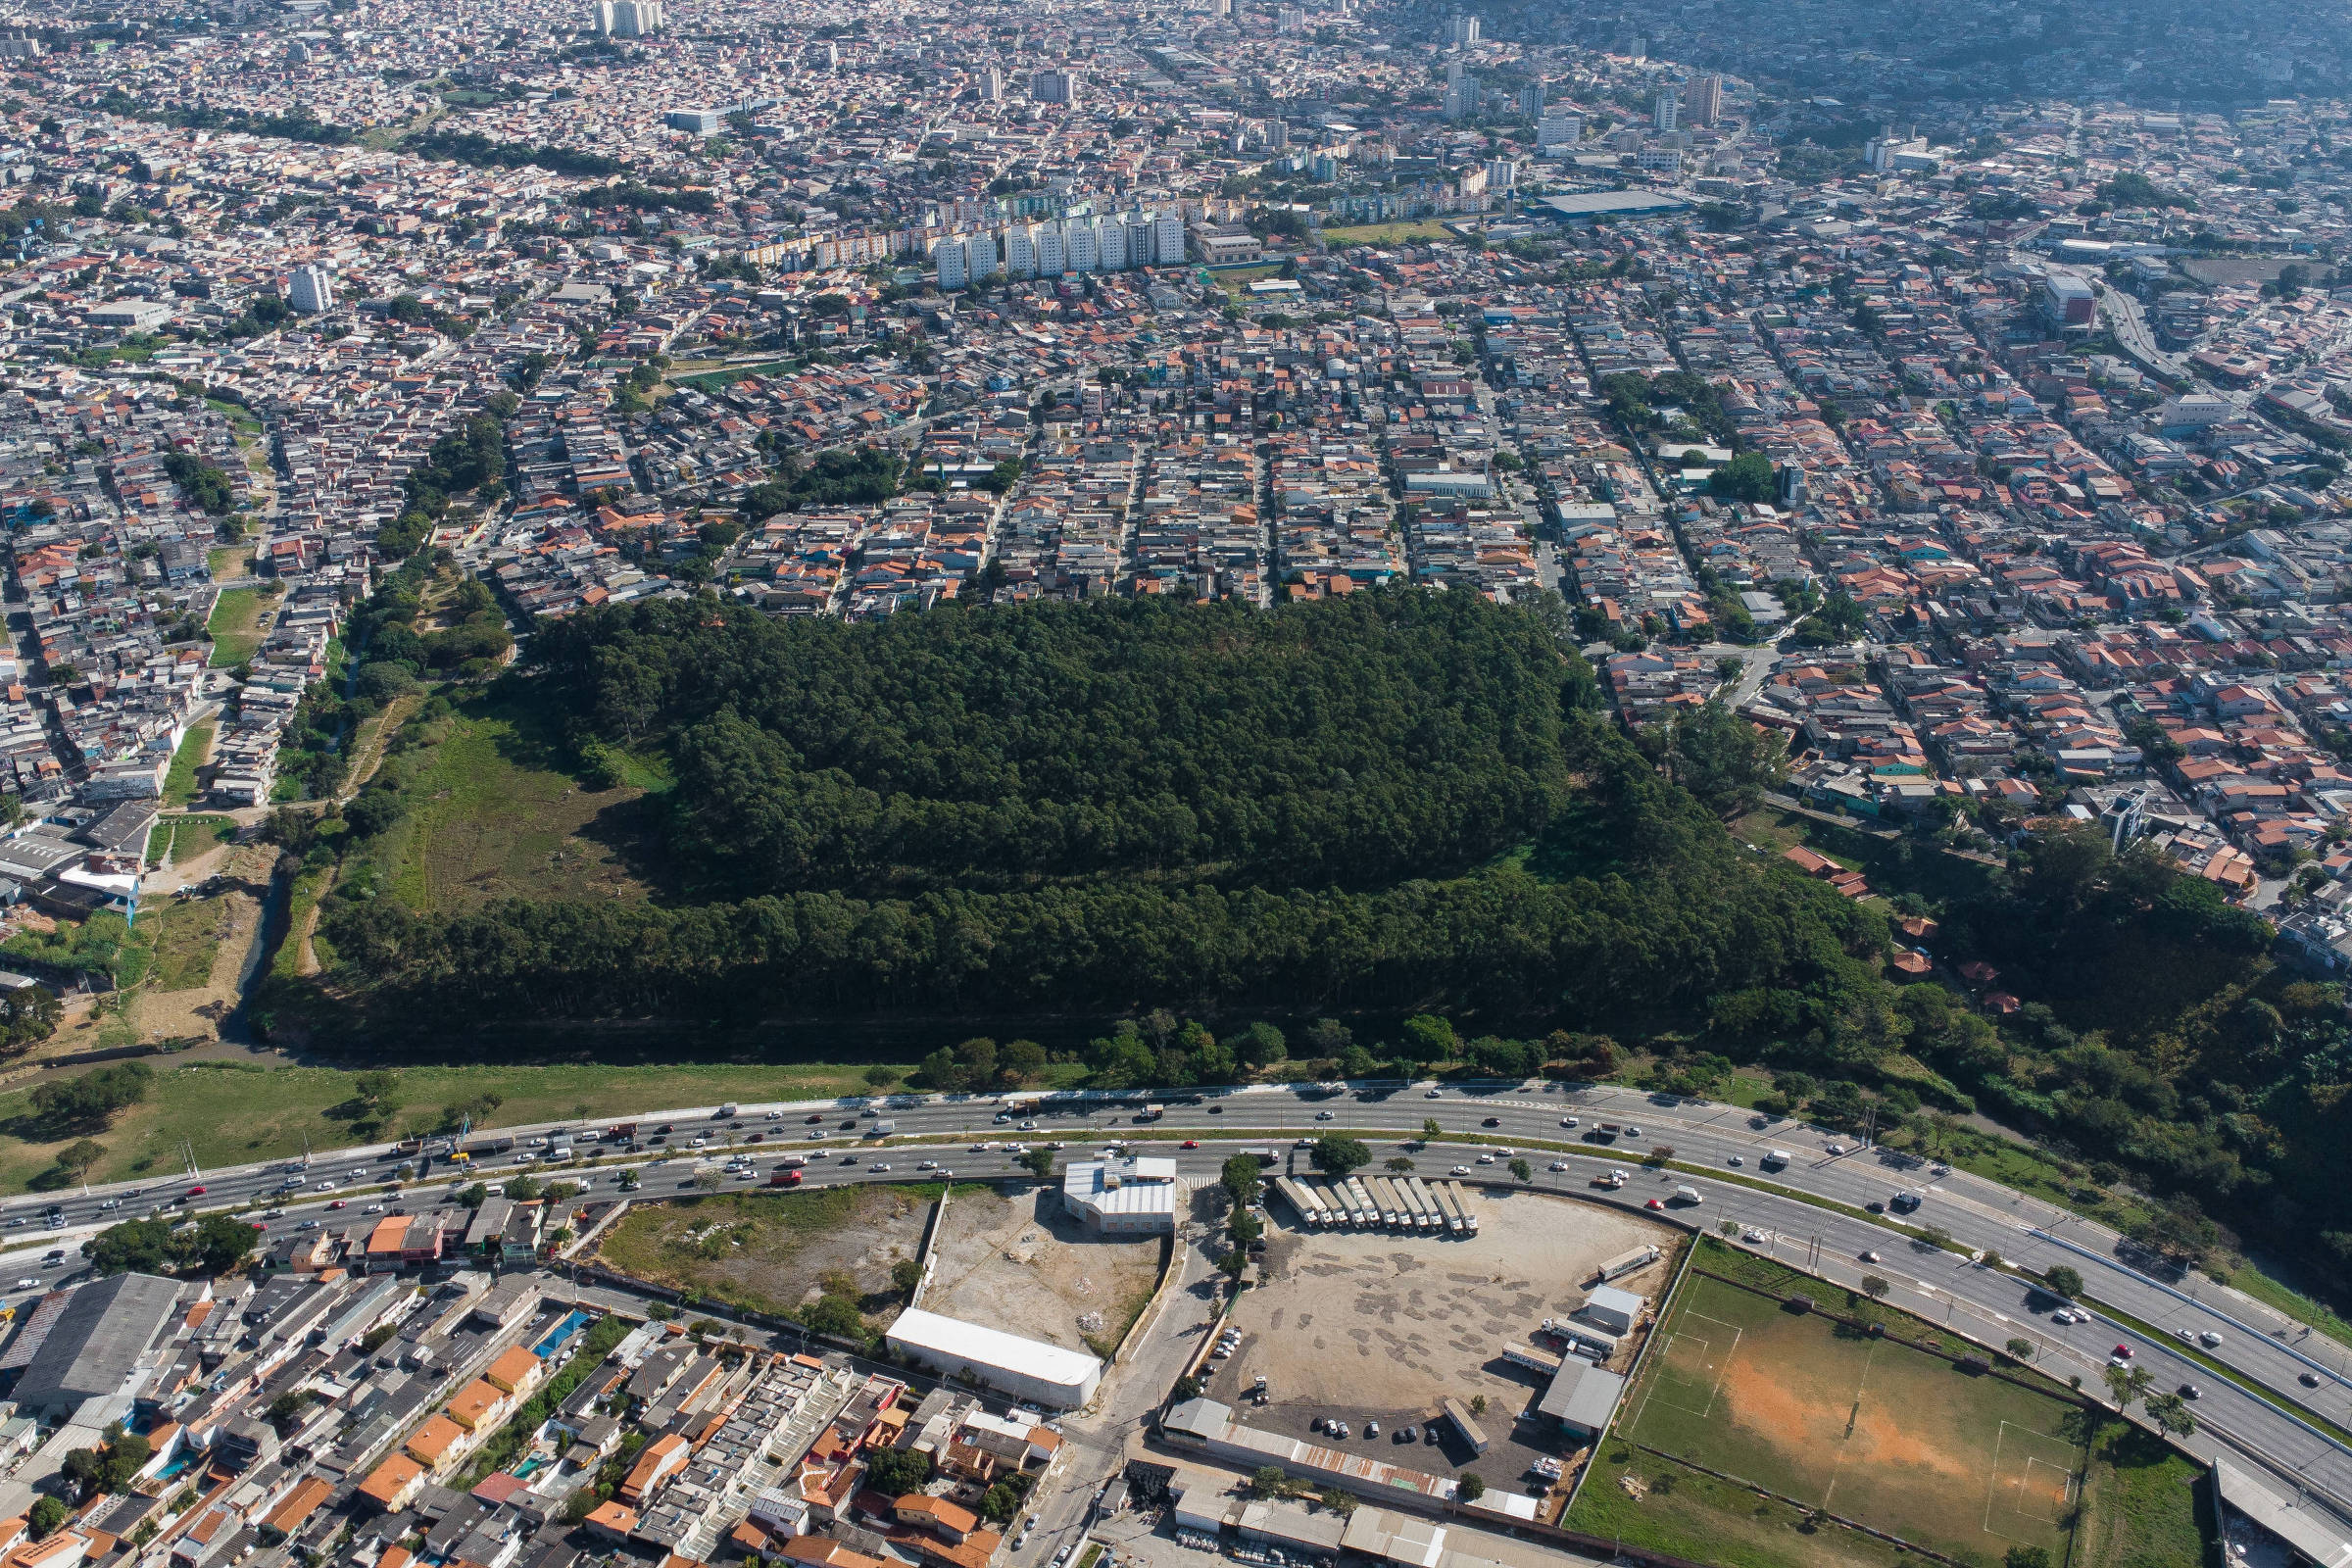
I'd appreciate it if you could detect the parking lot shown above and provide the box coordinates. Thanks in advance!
[1202,1189,1676,1494]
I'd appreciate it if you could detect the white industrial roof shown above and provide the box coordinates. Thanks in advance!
[885,1308,1102,1388]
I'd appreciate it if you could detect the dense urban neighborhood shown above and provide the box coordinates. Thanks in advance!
[0,0,2348,1567]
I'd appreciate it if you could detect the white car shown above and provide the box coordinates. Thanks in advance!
[2199,1330,2223,1348]
[1548,1160,1569,1172]
[1824,1143,1847,1155]
[1476,1154,1495,1164]
[918,1160,940,1171]
[1316,1110,1336,1120]
[765,1110,784,1120]
[1742,1227,1768,1244]
[1425,1089,1444,1099]
[1450,1165,1472,1176]
[870,1163,892,1172]
[1560,1116,1579,1128]
[317,1181,337,1192]
[1727,1155,1744,1167]
[364,1203,385,1213]
[1859,1250,1881,1263]
[2052,1308,2085,1325]
[1625,1126,1642,1138]
[13,1277,35,1289]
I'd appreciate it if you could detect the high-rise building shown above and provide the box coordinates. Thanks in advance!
[591,0,613,35]
[1098,220,1129,270]
[978,67,1004,102]
[1152,213,1186,265]
[964,231,999,278]
[1212,0,1233,17]
[1004,223,1037,278]
[1443,76,1479,122]
[1653,86,1678,133]
[1687,74,1723,125]
[1518,79,1544,120]
[1484,158,1517,190]
[1036,222,1066,274]
[287,266,334,315]
[935,238,969,291]
[1446,12,1480,45]
[608,0,660,37]
[1536,113,1583,150]
[1265,119,1290,150]
[1030,68,1079,105]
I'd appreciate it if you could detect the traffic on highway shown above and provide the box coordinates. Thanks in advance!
[9,1078,2352,1533]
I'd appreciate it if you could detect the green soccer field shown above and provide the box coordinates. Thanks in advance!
[1609,1266,2089,1564]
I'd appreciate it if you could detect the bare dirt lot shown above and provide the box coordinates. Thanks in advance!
[922,1185,1168,1358]
[596,1183,940,1325]
[1205,1188,1677,1491]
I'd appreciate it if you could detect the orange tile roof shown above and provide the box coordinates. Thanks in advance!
[358,1454,425,1510]
[445,1380,505,1433]
[483,1347,542,1395]
[404,1414,466,1465]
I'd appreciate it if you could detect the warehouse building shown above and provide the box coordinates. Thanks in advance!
[884,1308,1102,1409]
[1060,1155,1178,1236]
[10,1273,184,1417]
[1534,1356,1626,1439]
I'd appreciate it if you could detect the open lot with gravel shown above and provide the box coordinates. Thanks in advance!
[1204,1187,1677,1494]
[922,1183,1172,1358]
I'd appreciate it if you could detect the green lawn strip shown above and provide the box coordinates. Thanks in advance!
[163,723,216,807]
[2073,1286,2352,1446]
[2215,1263,2352,1348]
[0,1059,914,1197]
[151,815,234,868]
[207,587,265,667]
[2074,1420,2217,1568]
[1566,1443,1912,1568]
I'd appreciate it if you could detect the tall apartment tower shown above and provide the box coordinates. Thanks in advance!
[1030,68,1079,105]
[287,266,333,315]
[1518,78,1544,120]
[978,67,1004,101]
[1446,12,1480,44]
[1653,85,1678,133]
[1687,74,1723,125]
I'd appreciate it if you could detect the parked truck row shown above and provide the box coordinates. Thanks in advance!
[1273,1174,1478,1236]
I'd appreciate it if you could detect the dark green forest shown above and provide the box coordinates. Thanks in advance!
[315,590,1888,1026]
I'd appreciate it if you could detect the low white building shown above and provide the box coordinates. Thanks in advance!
[1061,1155,1178,1235]
[884,1308,1102,1409]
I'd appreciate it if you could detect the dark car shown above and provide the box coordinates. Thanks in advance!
[1482,1116,1501,1128]
[806,1113,825,1124]
[840,1119,858,1130]
[1208,1105,1223,1114]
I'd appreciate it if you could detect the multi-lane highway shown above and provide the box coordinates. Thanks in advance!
[11,1078,2352,1541]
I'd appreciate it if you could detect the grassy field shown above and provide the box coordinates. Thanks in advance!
[147,815,234,868]
[596,1182,962,1324]
[207,587,267,667]
[205,546,248,581]
[674,361,798,393]
[0,911,154,991]
[163,724,215,807]
[1572,1240,2098,1568]
[147,893,236,990]
[2072,1423,2215,1568]
[1212,264,1286,299]
[1318,220,1459,248]
[0,1059,909,1196]
[365,696,658,913]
